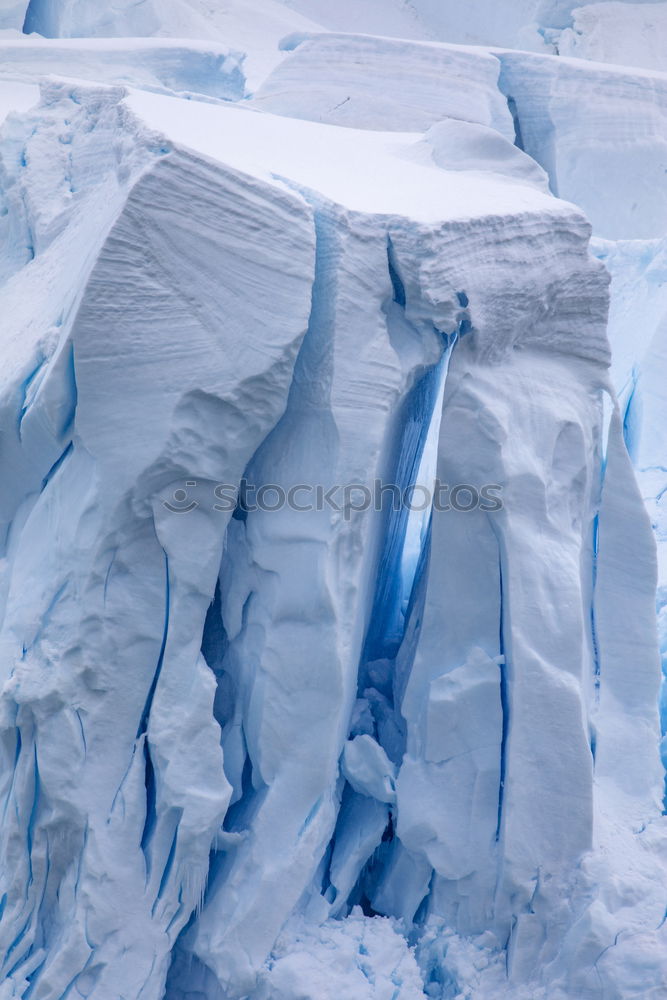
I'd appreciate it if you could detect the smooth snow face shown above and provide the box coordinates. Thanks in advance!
[252,33,515,138]
[593,236,667,796]
[425,119,551,192]
[0,78,38,123]
[0,9,666,1000]
[0,0,25,30]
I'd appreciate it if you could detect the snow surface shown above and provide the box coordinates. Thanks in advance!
[496,48,667,239]
[0,37,246,101]
[0,4,666,1000]
[127,89,557,223]
[0,79,38,124]
[21,0,324,90]
[252,33,514,137]
[557,2,667,71]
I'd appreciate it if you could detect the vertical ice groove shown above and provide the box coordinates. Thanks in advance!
[494,550,509,843]
[621,367,640,461]
[505,95,525,151]
[589,509,601,762]
[386,236,407,309]
[360,357,441,668]
[137,549,170,742]
[496,54,561,198]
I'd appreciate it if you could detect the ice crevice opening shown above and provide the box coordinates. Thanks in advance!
[361,236,454,669]
[504,95,525,153]
[323,245,461,923]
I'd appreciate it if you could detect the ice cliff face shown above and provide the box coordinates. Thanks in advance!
[0,5,666,1000]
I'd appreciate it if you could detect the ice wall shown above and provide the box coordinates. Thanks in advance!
[492,41,667,807]
[497,50,667,240]
[0,11,665,1000]
[15,0,667,86]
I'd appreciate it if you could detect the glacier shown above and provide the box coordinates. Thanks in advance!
[0,3,666,1000]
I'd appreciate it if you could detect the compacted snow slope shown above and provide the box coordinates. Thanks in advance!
[0,4,666,1000]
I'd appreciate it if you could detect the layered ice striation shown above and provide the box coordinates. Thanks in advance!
[252,33,515,137]
[0,11,666,1000]
[496,49,667,239]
